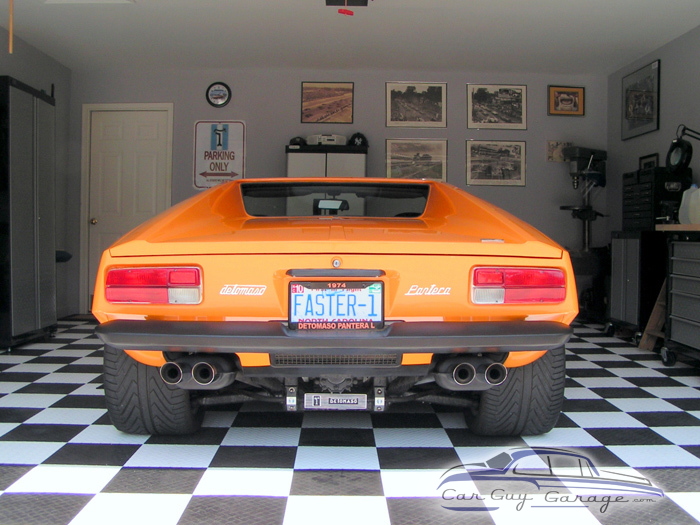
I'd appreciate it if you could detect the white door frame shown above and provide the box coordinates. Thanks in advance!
[79,103,174,313]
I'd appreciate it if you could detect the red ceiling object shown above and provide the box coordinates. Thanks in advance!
[326,0,369,16]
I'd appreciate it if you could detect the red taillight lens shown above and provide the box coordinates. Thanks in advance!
[105,267,202,304]
[472,267,566,304]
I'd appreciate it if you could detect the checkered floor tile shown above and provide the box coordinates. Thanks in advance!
[2,317,700,524]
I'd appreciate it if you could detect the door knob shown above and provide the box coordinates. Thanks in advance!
[90,218,98,225]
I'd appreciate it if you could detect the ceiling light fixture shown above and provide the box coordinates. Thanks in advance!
[667,124,700,173]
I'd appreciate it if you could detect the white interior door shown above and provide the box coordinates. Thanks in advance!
[84,106,172,305]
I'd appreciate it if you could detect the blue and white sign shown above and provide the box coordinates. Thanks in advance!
[194,120,245,189]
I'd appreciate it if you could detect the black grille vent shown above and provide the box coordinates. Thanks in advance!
[273,354,399,367]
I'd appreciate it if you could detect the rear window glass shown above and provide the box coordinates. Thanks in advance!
[240,182,429,218]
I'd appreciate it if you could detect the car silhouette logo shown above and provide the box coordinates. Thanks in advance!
[438,447,663,512]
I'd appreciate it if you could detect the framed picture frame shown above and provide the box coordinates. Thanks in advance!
[466,140,525,186]
[621,60,660,140]
[301,82,354,124]
[386,139,447,180]
[547,86,585,116]
[386,82,446,127]
[639,153,659,170]
[467,84,526,129]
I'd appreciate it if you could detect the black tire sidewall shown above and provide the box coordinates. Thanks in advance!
[464,346,566,436]
[102,345,203,435]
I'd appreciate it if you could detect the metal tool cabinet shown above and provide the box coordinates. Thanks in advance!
[608,230,667,337]
[662,232,700,365]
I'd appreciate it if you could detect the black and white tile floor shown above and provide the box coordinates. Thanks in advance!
[2,317,700,524]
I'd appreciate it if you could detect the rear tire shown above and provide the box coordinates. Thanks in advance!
[464,345,566,436]
[102,344,203,435]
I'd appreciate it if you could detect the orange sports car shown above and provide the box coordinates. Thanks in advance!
[92,178,577,436]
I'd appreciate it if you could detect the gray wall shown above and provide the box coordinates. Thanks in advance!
[0,29,73,317]
[607,24,700,231]
[71,68,608,248]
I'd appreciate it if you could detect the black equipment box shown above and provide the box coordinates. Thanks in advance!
[622,167,691,231]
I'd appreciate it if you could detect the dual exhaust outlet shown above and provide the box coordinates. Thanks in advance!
[160,357,235,390]
[435,357,508,391]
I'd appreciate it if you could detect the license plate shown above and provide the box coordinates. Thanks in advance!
[304,393,367,410]
[289,281,383,329]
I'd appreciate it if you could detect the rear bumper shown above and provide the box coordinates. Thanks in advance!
[95,319,572,355]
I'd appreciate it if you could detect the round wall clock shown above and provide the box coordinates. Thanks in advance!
[206,82,231,108]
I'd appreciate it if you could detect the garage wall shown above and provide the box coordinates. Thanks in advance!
[0,29,72,318]
[70,68,608,245]
[65,67,608,314]
[607,24,700,231]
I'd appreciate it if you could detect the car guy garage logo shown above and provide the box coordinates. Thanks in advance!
[437,447,663,514]
[194,120,246,189]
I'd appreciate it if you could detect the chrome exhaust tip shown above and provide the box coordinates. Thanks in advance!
[452,362,476,386]
[192,362,217,386]
[484,362,508,386]
[160,362,184,385]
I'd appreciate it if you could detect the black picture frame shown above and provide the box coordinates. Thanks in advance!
[639,153,659,170]
[301,82,354,124]
[621,60,660,140]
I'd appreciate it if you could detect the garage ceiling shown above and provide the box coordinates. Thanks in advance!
[2,0,700,74]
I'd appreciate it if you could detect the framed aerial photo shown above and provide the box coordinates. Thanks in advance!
[467,84,526,129]
[548,85,585,116]
[386,82,446,127]
[621,60,660,140]
[466,140,525,186]
[301,82,354,124]
[386,139,447,180]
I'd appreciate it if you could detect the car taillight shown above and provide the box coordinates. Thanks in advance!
[105,267,202,304]
[472,267,566,304]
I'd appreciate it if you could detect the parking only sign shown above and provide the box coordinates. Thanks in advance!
[194,120,246,189]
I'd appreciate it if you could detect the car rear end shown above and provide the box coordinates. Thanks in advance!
[93,179,577,435]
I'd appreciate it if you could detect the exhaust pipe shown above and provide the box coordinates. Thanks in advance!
[482,362,508,386]
[452,363,476,386]
[192,359,236,389]
[434,357,508,391]
[160,361,186,385]
[159,357,236,390]
[192,362,217,386]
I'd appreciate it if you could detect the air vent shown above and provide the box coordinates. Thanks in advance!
[273,354,399,367]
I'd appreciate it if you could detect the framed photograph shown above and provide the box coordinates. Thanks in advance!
[547,141,572,162]
[639,153,659,170]
[386,82,446,127]
[301,82,354,123]
[466,140,525,186]
[386,139,447,180]
[467,84,526,129]
[621,60,660,140]
[548,86,585,116]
